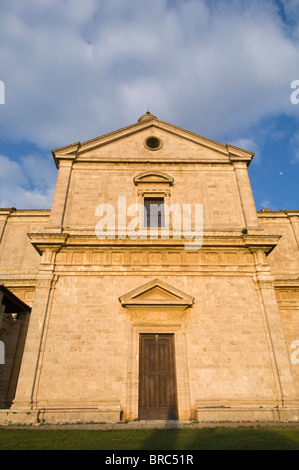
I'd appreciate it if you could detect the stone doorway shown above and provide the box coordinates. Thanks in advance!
[139,333,178,420]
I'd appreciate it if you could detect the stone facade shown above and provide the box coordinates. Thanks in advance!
[0,113,298,424]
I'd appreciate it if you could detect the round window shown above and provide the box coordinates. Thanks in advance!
[144,136,162,150]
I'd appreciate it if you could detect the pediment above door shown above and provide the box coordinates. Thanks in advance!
[119,278,194,308]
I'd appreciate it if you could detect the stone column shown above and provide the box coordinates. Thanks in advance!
[11,247,59,409]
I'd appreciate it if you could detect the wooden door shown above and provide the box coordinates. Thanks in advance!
[139,334,178,420]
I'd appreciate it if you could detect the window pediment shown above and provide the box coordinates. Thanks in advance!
[133,172,174,186]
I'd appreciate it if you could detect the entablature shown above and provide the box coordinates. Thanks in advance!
[27,231,280,259]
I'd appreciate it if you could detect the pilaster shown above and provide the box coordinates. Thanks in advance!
[233,162,260,229]
[11,245,60,409]
[0,208,15,245]
[46,142,80,232]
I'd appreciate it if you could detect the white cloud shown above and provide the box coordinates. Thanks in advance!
[0,153,56,208]
[0,0,298,151]
[261,199,272,208]
[0,154,26,187]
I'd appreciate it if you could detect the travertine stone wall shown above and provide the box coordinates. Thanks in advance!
[62,164,247,231]
[1,116,299,423]
[0,210,49,306]
[12,242,299,419]
[259,211,299,279]
[259,211,299,403]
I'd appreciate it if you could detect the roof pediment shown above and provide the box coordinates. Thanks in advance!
[52,114,254,167]
[78,119,228,159]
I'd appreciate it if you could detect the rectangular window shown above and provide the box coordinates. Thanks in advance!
[144,197,165,228]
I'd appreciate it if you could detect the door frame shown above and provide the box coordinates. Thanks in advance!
[125,322,191,421]
[138,333,178,420]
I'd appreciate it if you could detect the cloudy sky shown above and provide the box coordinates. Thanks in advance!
[0,0,299,210]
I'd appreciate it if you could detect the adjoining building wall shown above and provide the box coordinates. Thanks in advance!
[259,210,299,406]
[0,209,49,305]
[258,210,299,279]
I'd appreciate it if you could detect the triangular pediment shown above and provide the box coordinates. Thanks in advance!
[78,120,229,163]
[52,115,254,167]
[119,279,194,307]
[137,286,181,300]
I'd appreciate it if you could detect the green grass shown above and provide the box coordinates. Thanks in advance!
[1,426,299,450]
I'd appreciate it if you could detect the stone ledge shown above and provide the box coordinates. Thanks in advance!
[0,407,121,425]
[195,407,299,423]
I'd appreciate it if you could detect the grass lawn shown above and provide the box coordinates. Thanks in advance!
[0,425,299,450]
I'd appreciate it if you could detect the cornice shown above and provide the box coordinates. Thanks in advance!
[0,207,16,216]
[258,210,299,219]
[51,142,81,169]
[27,233,69,255]
[27,232,280,255]
[274,279,299,288]
[226,144,255,166]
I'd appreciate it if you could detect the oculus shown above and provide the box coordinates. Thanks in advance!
[144,136,163,150]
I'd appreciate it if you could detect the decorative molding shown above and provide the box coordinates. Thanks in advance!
[119,278,195,308]
[143,136,163,151]
[134,171,174,186]
[27,233,69,255]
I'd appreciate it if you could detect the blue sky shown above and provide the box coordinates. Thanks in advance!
[0,0,298,210]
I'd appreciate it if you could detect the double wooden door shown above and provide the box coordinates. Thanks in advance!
[139,334,178,420]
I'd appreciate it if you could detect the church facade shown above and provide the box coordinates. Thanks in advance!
[0,112,298,424]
